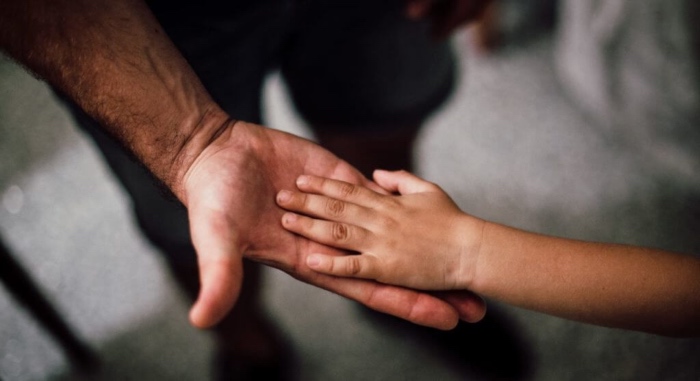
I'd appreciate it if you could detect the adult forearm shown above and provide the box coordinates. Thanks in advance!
[0,0,228,199]
[471,221,700,337]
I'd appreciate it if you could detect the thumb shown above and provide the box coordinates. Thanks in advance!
[187,207,245,329]
[373,169,439,195]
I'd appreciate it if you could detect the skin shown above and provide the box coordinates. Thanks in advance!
[277,170,700,337]
[0,0,487,330]
[405,0,493,38]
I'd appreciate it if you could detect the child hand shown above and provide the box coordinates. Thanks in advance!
[275,170,485,290]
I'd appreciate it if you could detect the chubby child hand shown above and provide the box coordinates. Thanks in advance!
[275,169,486,291]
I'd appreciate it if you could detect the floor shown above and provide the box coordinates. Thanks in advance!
[1,27,700,381]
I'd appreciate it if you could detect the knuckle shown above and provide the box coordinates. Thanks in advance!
[337,182,358,198]
[346,256,362,275]
[325,198,346,217]
[331,222,350,242]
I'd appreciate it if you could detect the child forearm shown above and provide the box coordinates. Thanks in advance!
[275,171,700,336]
[468,219,700,337]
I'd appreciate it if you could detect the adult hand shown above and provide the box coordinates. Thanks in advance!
[405,0,493,38]
[181,121,486,329]
[0,0,485,330]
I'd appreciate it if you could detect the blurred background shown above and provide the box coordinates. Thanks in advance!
[1,0,700,380]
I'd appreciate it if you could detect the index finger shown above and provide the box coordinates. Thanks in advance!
[296,175,386,209]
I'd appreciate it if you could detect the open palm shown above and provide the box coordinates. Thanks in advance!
[182,121,485,329]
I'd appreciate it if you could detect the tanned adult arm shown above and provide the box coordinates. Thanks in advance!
[0,0,224,198]
[0,0,488,329]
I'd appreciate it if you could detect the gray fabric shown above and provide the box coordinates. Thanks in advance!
[555,0,700,181]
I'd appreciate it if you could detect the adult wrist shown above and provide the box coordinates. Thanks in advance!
[167,107,238,202]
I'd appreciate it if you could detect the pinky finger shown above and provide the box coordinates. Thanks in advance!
[306,253,381,280]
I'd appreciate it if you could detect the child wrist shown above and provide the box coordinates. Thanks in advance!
[452,214,486,291]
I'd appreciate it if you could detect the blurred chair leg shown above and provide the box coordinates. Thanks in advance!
[0,235,99,372]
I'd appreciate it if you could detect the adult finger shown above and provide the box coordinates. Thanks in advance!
[373,169,441,195]
[436,290,488,323]
[308,270,460,330]
[187,206,245,328]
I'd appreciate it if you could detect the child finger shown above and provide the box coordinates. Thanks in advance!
[277,189,373,225]
[296,175,384,207]
[373,169,441,195]
[306,253,381,280]
[281,212,371,252]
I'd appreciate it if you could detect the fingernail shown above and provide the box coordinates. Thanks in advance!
[307,254,322,268]
[277,190,292,203]
[297,175,309,187]
[283,212,297,224]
